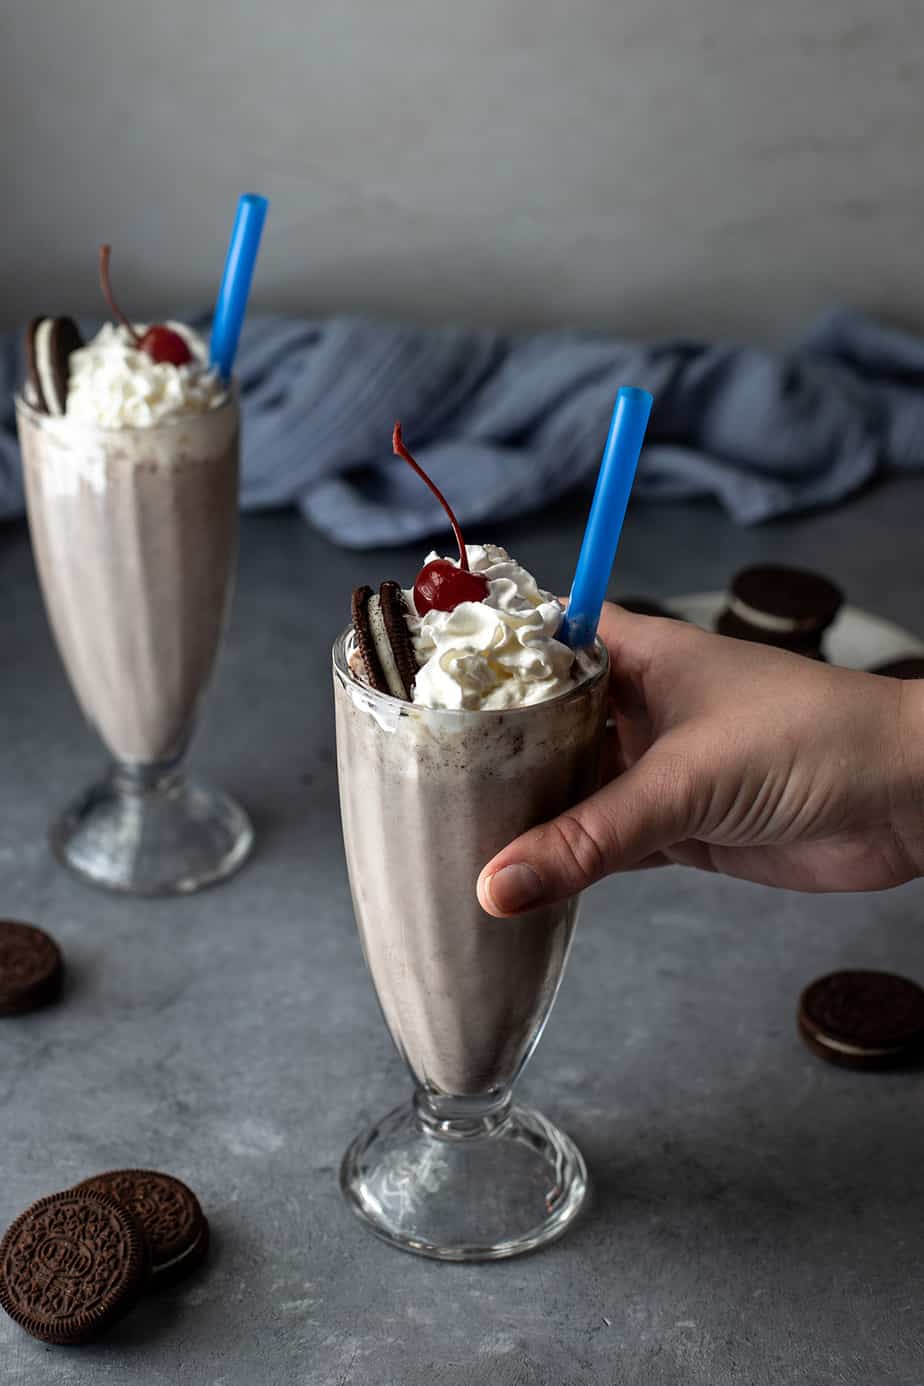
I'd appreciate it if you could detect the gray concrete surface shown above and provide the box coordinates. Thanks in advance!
[5,1,924,343]
[2,479,924,1385]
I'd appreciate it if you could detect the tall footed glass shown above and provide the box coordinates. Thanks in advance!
[333,629,608,1259]
[16,393,253,895]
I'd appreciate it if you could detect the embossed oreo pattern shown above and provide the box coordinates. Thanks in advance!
[74,1171,207,1282]
[0,920,63,1016]
[0,1191,148,1343]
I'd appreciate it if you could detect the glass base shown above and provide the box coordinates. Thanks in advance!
[340,1094,588,1261]
[50,763,254,896]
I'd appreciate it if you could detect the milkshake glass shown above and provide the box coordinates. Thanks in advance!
[334,628,608,1259]
[16,392,252,895]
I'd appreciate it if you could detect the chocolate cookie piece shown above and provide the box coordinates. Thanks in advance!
[718,564,843,654]
[74,1171,208,1288]
[870,657,924,680]
[0,920,64,1017]
[351,582,418,701]
[352,585,388,694]
[798,970,924,1069]
[0,1190,149,1344]
[377,581,417,701]
[24,317,83,416]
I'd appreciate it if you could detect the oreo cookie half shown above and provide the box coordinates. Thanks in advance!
[25,316,84,416]
[351,583,417,701]
[352,586,387,693]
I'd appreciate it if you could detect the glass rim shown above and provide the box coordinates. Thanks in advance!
[14,383,238,435]
[332,623,609,718]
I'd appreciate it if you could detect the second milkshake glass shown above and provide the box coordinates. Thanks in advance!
[16,392,252,895]
[334,629,608,1259]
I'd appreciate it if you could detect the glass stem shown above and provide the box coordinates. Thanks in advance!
[415,1087,513,1139]
[112,747,188,796]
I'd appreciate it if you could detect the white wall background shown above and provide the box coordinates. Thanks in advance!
[5,0,922,342]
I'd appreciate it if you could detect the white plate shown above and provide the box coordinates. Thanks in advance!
[669,592,924,671]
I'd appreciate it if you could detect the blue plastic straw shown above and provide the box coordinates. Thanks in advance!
[559,386,654,648]
[209,194,269,380]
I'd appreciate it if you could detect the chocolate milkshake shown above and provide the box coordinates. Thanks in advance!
[16,245,252,894]
[19,396,238,764]
[335,629,606,1097]
[336,429,608,1259]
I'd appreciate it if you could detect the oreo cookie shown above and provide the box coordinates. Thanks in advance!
[73,1170,208,1288]
[869,657,924,680]
[352,586,386,692]
[24,316,83,416]
[351,582,417,701]
[0,920,64,1017]
[717,564,843,657]
[798,969,924,1069]
[0,1189,150,1344]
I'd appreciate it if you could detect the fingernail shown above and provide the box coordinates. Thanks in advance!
[482,863,544,914]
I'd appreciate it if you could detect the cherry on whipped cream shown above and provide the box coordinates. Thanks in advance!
[99,244,193,367]
[392,422,489,615]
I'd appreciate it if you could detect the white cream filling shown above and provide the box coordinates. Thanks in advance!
[727,594,821,635]
[810,1031,902,1057]
[153,1228,207,1275]
[34,318,64,414]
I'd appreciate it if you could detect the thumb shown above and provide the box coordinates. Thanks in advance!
[477,749,695,917]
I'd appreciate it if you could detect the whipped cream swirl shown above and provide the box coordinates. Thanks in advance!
[405,545,576,710]
[66,323,226,428]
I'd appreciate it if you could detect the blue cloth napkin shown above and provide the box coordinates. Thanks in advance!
[3,308,923,546]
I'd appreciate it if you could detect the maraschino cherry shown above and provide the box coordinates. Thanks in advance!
[393,422,489,615]
[99,244,193,367]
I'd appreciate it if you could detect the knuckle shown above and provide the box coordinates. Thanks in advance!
[545,811,609,886]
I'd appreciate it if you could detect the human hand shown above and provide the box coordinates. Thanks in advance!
[477,604,924,915]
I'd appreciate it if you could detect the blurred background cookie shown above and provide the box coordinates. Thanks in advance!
[0,920,63,1017]
[717,564,843,659]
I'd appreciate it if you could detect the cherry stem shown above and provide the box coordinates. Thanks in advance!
[393,423,471,571]
[98,245,142,346]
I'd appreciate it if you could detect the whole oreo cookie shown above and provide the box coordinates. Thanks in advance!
[0,1190,150,1344]
[718,564,842,655]
[798,969,924,1069]
[0,920,64,1017]
[73,1170,208,1288]
[24,317,83,416]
